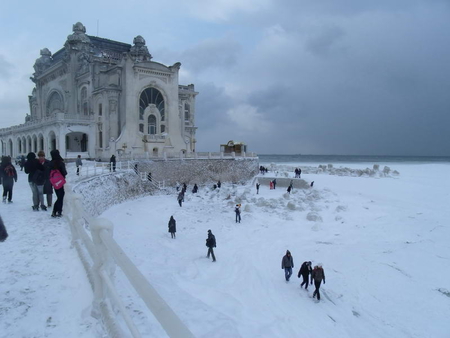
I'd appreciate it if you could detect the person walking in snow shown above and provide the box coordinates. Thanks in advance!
[0,156,18,203]
[38,151,53,208]
[24,152,46,211]
[281,250,294,282]
[168,216,176,239]
[49,149,67,218]
[298,261,312,290]
[206,229,216,262]
[192,184,198,194]
[217,180,221,189]
[311,264,326,301]
[177,191,184,207]
[110,155,116,172]
[272,178,277,189]
[75,155,82,176]
[235,204,241,223]
[256,182,260,194]
[0,215,8,242]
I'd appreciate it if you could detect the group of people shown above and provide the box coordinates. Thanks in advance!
[0,150,67,218]
[282,250,326,301]
[259,166,269,174]
[294,168,302,178]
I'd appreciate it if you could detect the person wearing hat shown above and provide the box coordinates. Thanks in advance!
[281,250,294,282]
[205,229,216,262]
[311,264,326,301]
[298,261,313,290]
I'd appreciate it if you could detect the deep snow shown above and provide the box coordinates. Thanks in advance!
[1,161,449,337]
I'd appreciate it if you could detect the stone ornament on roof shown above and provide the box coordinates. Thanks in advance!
[130,35,152,61]
[66,22,91,48]
[33,48,53,76]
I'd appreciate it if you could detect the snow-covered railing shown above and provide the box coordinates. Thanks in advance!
[65,189,195,338]
[118,151,258,161]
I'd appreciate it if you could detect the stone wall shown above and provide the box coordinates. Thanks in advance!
[133,158,259,186]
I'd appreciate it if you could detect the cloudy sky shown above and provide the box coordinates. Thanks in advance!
[1,0,449,155]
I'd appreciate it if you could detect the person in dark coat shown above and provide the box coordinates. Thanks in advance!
[298,261,312,290]
[0,215,8,242]
[206,229,216,262]
[234,204,241,223]
[287,185,292,194]
[256,182,260,194]
[0,156,18,203]
[310,181,314,187]
[24,152,46,211]
[168,216,176,239]
[272,178,277,189]
[192,184,198,194]
[311,264,326,301]
[217,180,221,189]
[110,155,116,172]
[20,155,26,171]
[281,250,294,281]
[49,149,67,218]
[38,151,53,207]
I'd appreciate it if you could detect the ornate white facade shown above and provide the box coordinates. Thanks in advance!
[0,22,198,160]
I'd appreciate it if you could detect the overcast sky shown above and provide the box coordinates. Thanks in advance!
[1,0,449,155]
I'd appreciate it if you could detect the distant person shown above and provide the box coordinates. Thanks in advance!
[177,191,184,207]
[110,155,116,172]
[168,216,176,239]
[134,163,139,175]
[281,250,294,282]
[298,168,302,178]
[287,185,292,194]
[20,155,26,171]
[206,229,216,262]
[38,151,53,208]
[0,215,8,242]
[311,264,326,301]
[75,155,82,176]
[235,204,241,223]
[272,179,277,189]
[0,156,18,203]
[310,181,314,188]
[217,180,221,189]
[49,149,67,218]
[256,182,260,194]
[192,184,198,194]
[298,261,312,290]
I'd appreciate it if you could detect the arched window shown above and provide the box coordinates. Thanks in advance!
[139,88,165,121]
[47,92,63,116]
[148,115,156,134]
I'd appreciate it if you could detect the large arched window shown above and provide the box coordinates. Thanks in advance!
[47,92,63,116]
[148,115,156,134]
[139,88,165,121]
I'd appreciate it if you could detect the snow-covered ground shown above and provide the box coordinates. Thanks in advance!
[1,161,450,337]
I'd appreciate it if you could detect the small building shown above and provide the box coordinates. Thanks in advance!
[220,141,247,154]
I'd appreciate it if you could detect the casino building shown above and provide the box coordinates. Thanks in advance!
[0,22,198,160]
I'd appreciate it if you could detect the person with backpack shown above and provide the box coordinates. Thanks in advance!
[311,264,326,301]
[168,216,176,239]
[49,149,67,218]
[206,229,216,262]
[75,155,82,176]
[38,151,53,208]
[0,156,18,203]
[24,152,46,211]
[281,250,294,282]
[298,261,312,290]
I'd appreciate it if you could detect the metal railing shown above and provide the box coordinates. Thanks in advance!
[66,185,195,337]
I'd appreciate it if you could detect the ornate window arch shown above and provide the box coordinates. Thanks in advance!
[46,91,63,116]
[139,87,166,134]
[81,87,88,115]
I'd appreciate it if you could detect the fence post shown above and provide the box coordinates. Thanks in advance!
[90,218,115,319]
